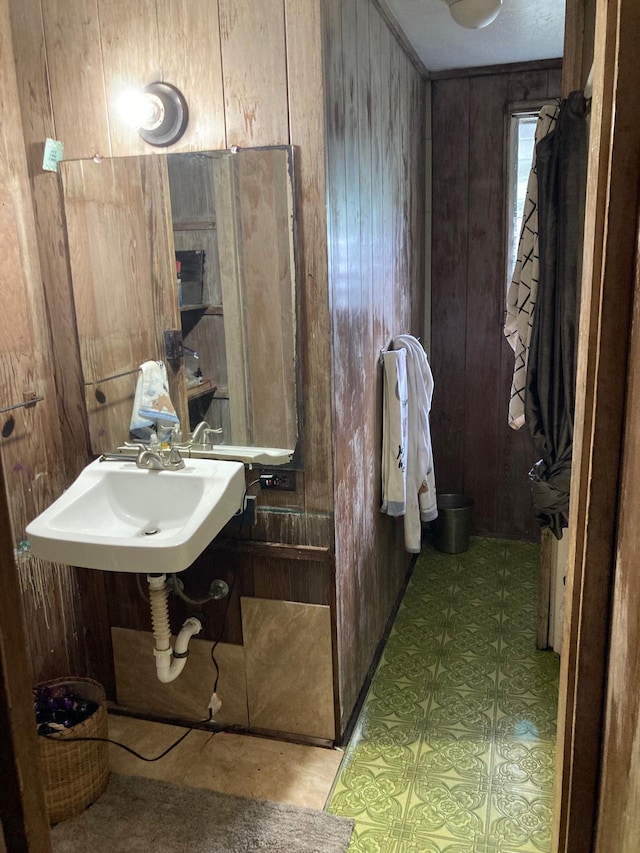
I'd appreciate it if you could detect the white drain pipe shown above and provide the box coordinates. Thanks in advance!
[147,573,202,683]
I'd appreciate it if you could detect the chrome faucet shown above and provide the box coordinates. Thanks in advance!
[190,421,223,445]
[136,446,185,470]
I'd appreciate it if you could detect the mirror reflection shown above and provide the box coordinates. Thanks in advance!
[61,146,298,457]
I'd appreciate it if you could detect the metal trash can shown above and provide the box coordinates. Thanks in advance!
[433,494,474,554]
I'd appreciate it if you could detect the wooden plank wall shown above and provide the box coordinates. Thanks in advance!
[8,0,424,733]
[322,0,426,731]
[0,447,51,852]
[6,0,339,704]
[0,0,98,689]
[431,63,562,541]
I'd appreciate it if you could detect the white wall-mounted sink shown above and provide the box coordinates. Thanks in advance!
[26,456,245,573]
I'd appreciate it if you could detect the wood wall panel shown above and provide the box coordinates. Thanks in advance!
[0,0,91,686]
[98,0,226,156]
[5,0,334,695]
[463,74,508,535]
[41,0,111,160]
[507,67,556,102]
[431,77,470,498]
[218,0,289,147]
[96,0,160,158]
[155,0,226,153]
[431,64,561,541]
[6,0,416,737]
[10,0,92,485]
[284,0,333,516]
[0,441,51,851]
[9,0,112,693]
[323,0,425,731]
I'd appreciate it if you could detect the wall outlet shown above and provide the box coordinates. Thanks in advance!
[259,472,296,491]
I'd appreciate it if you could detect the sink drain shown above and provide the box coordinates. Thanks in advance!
[144,527,160,536]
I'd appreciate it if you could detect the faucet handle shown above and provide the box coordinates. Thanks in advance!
[167,447,185,469]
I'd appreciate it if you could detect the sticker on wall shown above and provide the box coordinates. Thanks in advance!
[42,138,64,172]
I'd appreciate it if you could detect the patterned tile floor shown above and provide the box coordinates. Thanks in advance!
[326,537,559,853]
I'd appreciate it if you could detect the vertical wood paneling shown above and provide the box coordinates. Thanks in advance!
[95,0,160,157]
[323,0,425,730]
[10,0,336,702]
[338,0,363,721]
[0,14,56,832]
[99,0,226,155]
[1,0,87,685]
[10,0,92,485]
[155,0,226,152]
[218,0,289,147]
[284,0,333,518]
[0,447,51,852]
[463,74,508,535]
[507,67,554,102]
[356,0,381,644]
[41,0,111,160]
[8,0,422,739]
[431,65,561,540]
[431,78,470,498]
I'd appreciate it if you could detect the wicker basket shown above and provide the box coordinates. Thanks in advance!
[36,677,109,825]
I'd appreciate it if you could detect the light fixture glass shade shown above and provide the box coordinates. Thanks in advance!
[116,82,189,147]
[447,0,502,29]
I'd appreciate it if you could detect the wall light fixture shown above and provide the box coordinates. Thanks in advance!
[116,82,189,147]
[441,0,503,29]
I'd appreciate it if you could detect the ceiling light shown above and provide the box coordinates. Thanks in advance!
[116,82,189,147]
[442,0,503,29]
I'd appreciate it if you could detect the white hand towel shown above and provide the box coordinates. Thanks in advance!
[395,335,438,553]
[130,360,179,440]
[381,349,408,517]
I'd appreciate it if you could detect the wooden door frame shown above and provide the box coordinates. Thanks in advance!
[554,0,640,850]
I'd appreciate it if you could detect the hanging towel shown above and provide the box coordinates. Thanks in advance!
[381,349,408,517]
[130,360,179,441]
[394,335,438,553]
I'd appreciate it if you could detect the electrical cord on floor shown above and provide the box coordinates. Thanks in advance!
[41,725,203,762]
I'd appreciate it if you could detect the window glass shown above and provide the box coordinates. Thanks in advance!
[508,113,538,283]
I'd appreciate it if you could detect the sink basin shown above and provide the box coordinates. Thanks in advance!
[26,456,245,573]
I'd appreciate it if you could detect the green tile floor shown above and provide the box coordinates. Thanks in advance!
[326,537,559,853]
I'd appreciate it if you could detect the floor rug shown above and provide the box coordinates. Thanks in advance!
[52,773,354,853]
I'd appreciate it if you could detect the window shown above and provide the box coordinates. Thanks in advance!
[506,110,539,285]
